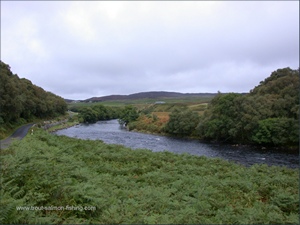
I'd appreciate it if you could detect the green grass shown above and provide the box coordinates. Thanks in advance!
[188,103,208,111]
[0,129,298,224]
[68,96,214,108]
[46,121,80,132]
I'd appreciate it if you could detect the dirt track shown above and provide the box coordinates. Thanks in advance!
[0,123,34,149]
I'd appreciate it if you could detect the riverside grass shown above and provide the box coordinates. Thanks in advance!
[0,129,298,224]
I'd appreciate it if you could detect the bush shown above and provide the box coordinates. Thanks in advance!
[164,109,200,136]
[252,118,299,145]
[118,106,139,126]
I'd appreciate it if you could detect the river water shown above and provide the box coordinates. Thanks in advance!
[55,119,298,168]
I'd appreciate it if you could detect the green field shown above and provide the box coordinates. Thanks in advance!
[68,97,212,123]
[68,96,214,108]
[1,129,298,224]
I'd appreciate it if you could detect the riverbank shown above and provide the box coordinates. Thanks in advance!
[55,120,298,168]
[45,121,80,132]
[1,128,298,224]
[32,111,80,133]
[128,123,299,153]
[0,111,78,140]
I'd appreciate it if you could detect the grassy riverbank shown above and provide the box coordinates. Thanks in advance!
[0,112,78,140]
[46,121,80,132]
[0,129,298,224]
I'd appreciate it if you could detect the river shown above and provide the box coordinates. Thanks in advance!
[54,119,298,168]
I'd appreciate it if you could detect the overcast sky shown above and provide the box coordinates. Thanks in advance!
[1,1,299,100]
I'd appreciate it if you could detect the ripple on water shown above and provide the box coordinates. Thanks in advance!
[55,120,299,168]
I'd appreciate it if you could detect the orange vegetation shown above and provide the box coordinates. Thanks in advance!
[152,112,170,124]
[130,112,170,133]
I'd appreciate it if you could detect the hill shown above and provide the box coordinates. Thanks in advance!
[198,67,299,146]
[83,91,217,102]
[0,61,67,139]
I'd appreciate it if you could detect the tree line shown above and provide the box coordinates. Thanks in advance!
[166,67,299,146]
[77,104,139,125]
[0,61,67,137]
[76,105,120,123]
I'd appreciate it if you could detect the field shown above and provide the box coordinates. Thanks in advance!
[68,96,214,109]
[188,103,209,115]
[0,129,299,224]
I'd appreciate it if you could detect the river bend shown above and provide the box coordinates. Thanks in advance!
[55,120,298,168]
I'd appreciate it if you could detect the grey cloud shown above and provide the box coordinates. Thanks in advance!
[1,1,298,100]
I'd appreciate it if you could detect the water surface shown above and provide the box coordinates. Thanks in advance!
[55,120,299,168]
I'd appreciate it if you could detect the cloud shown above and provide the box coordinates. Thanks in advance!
[1,1,298,100]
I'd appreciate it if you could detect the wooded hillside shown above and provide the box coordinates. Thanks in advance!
[0,61,67,138]
[197,67,299,146]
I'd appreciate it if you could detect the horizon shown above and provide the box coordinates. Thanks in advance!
[68,90,250,101]
[2,1,298,100]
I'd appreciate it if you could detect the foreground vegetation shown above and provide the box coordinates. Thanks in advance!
[1,129,298,224]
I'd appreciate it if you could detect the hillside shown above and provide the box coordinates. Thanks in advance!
[198,67,299,146]
[83,91,217,102]
[0,61,67,139]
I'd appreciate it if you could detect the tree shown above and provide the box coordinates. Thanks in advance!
[92,105,109,120]
[198,67,299,147]
[252,118,299,146]
[164,109,200,136]
[79,107,98,123]
[197,93,241,142]
[0,61,67,125]
[118,106,139,126]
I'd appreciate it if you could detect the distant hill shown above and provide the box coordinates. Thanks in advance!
[64,99,75,103]
[83,91,218,102]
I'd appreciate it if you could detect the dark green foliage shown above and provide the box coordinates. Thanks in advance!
[78,105,121,123]
[78,107,98,123]
[198,93,241,142]
[118,105,139,126]
[164,108,200,136]
[250,67,299,120]
[0,129,298,224]
[198,68,299,146]
[141,103,188,114]
[252,118,299,145]
[0,61,67,138]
